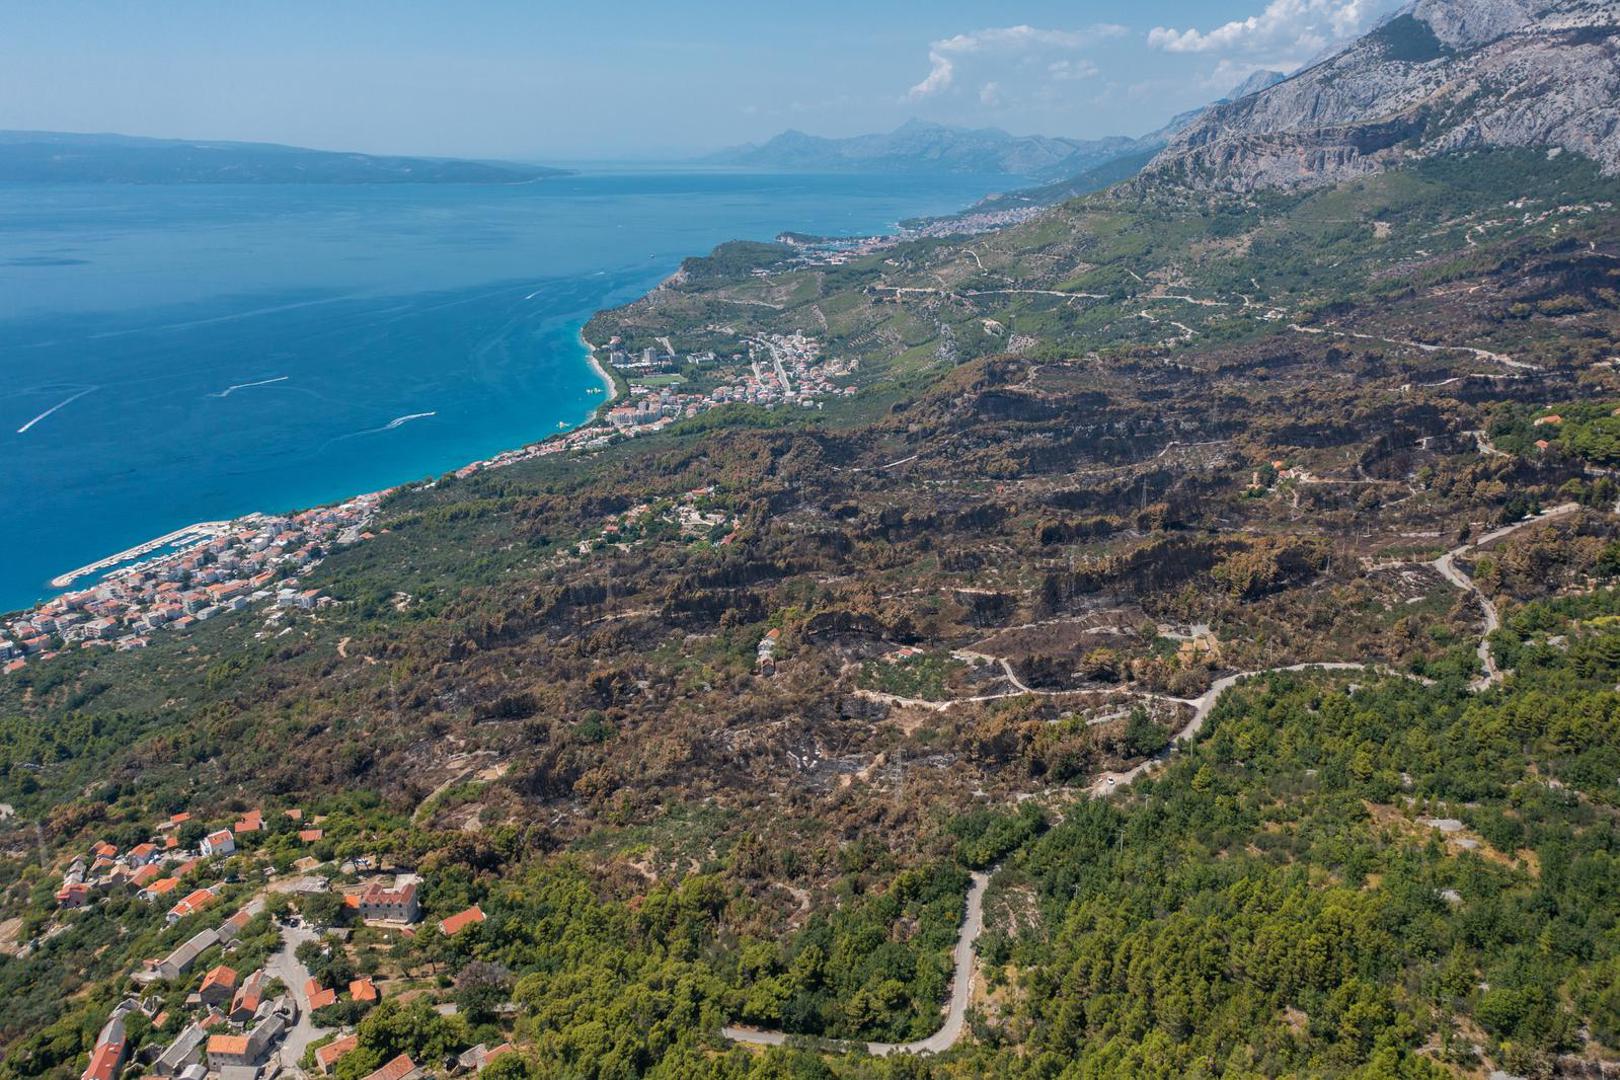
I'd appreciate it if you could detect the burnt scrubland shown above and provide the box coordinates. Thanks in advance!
[7,145,1620,1078]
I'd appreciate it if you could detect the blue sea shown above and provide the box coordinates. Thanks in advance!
[0,169,1014,613]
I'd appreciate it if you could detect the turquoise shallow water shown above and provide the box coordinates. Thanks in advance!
[0,170,1014,612]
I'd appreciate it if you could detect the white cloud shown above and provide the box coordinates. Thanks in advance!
[1148,0,1394,56]
[1202,57,1294,92]
[1047,58,1100,82]
[979,81,1003,107]
[906,24,1125,100]
[910,52,957,99]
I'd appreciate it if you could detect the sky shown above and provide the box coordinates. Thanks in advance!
[0,0,1406,161]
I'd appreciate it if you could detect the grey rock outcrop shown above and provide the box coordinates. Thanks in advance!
[1147,0,1620,191]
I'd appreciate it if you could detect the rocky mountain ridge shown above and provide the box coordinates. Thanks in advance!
[1148,0,1620,191]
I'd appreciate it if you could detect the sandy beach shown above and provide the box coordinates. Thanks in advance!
[580,331,622,411]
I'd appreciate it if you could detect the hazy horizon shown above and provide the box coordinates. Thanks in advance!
[0,0,1404,161]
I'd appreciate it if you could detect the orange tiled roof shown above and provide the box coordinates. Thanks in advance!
[82,1039,123,1080]
[315,1033,359,1069]
[207,1034,250,1056]
[349,977,379,1002]
[200,965,238,993]
[439,905,486,936]
[231,973,265,1016]
[169,887,216,919]
[362,1054,419,1080]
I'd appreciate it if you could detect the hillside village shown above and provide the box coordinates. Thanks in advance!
[34,805,505,1080]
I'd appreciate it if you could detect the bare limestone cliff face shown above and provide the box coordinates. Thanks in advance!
[1148,0,1620,191]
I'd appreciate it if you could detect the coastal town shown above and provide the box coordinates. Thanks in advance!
[448,330,858,483]
[773,208,1044,268]
[1,495,382,674]
[1,328,856,671]
[599,331,857,429]
[45,802,505,1080]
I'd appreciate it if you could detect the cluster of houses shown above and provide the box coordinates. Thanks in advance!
[445,333,857,486]
[771,209,1038,272]
[55,808,318,917]
[157,964,296,1078]
[68,853,505,1080]
[52,783,518,1080]
[578,486,738,555]
[55,819,205,914]
[2,496,380,674]
[75,888,272,1080]
[903,205,1040,240]
[601,332,857,436]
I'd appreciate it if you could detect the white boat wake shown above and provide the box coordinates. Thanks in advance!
[16,386,98,434]
[323,410,438,448]
[211,375,290,398]
[381,411,436,431]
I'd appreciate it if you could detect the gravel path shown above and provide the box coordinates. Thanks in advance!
[1431,502,1579,689]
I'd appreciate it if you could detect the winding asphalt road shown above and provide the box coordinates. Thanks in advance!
[722,504,1587,1058]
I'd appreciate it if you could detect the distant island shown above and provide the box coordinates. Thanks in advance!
[0,130,571,184]
[703,119,1143,181]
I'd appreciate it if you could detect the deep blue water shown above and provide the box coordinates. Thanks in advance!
[0,170,1013,612]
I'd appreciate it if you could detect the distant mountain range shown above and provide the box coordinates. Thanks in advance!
[934,72,1289,215]
[706,73,1290,201]
[0,131,570,184]
[1148,0,1620,191]
[703,119,1146,182]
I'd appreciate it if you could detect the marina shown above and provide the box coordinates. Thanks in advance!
[48,522,232,590]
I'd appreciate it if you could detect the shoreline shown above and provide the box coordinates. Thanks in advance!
[579,329,623,417]
[16,325,626,617]
[10,179,981,621]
